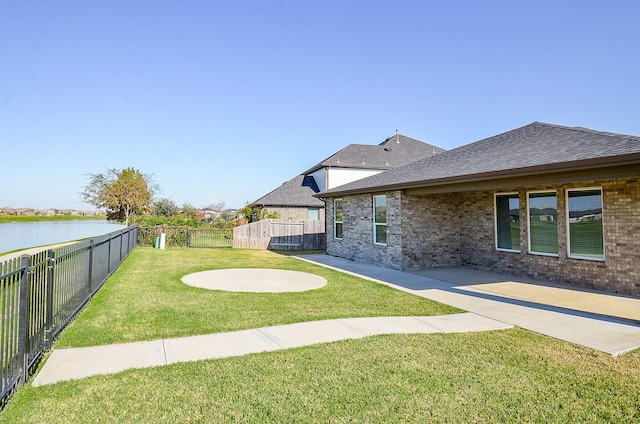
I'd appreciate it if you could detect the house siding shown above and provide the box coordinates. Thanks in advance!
[327,168,383,190]
[326,191,403,269]
[266,206,325,221]
[325,177,640,296]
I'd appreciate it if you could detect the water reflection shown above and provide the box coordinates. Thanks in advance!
[0,220,126,253]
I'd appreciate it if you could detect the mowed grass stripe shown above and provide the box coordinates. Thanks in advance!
[4,330,640,423]
[55,247,460,348]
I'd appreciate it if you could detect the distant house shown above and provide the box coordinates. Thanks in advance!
[249,133,445,221]
[318,122,640,296]
[249,175,325,221]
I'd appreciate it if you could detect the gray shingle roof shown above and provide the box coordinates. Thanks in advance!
[251,133,445,208]
[318,122,640,197]
[250,175,325,208]
[303,134,445,174]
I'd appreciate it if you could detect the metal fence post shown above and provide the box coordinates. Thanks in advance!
[88,238,94,294]
[119,231,124,262]
[17,255,30,386]
[107,235,112,274]
[44,250,55,350]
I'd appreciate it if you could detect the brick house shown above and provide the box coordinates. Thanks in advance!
[319,122,640,296]
[249,133,445,221]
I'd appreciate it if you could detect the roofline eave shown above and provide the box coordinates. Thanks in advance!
[250,202,326,208]
[315,153,640,198]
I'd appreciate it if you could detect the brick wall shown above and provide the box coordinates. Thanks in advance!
[401,193,461,270]
[456,178,640,296]
[326,192,403,269]
[325,178,639,296]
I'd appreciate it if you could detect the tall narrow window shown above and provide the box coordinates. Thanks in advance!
[567,188,604,260]
[334,199,343,239]
[495,193,520,252]
[373,195,387,245]
[528,191,558,255]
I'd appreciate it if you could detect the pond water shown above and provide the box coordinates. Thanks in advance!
[0,220,126,254]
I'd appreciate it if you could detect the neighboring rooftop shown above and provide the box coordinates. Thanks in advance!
[303,133,446,174]
[318,122,640,197]
[250,133,445,208]
[250,175,324,207]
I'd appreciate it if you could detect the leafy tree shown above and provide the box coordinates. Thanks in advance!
[81,167,157,226]
[153,198,179,217]
[237,205,279,223]
[180,203,198,218]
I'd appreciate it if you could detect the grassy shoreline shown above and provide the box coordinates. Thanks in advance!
[0,215,106,224]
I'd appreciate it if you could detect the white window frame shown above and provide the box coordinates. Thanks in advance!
[566,187,605,261]
[373,194,387,246]
[494,192,521,253]
[334,199,343,240]
[527,190,559,257]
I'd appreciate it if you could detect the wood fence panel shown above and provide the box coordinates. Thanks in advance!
[269,221,304,249]
[232,220,325,250]
[232,219,271,249]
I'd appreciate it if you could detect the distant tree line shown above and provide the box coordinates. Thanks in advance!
[81,167,278,228]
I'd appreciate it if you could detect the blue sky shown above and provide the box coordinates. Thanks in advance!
[2,1,639,210]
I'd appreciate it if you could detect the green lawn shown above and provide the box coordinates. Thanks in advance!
[2,247,639,422]
[54,247,459,348]
[4,331,640,423]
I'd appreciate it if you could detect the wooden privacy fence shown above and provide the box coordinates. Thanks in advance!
[233,219,325,250]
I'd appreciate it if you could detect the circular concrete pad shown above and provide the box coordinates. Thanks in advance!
[181,269,327,293]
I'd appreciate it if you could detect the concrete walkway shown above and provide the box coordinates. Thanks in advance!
[33,313,510,386]
[297,254,640,356]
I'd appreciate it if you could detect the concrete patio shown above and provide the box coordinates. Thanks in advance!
[297,254,640,356]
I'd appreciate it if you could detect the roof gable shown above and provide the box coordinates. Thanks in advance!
[303,134,445,174]
[318,122,640,196]
[250,133,445,208]
[250,174,325,207]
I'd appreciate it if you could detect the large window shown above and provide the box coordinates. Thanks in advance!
[567,188,604,260]
[334,199,343,239]
[373,195,387,245]
[495,193,520,252]
[528,191,558,255]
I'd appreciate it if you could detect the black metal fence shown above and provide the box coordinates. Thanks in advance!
[0,225,138,408]
[137,226,233,248]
